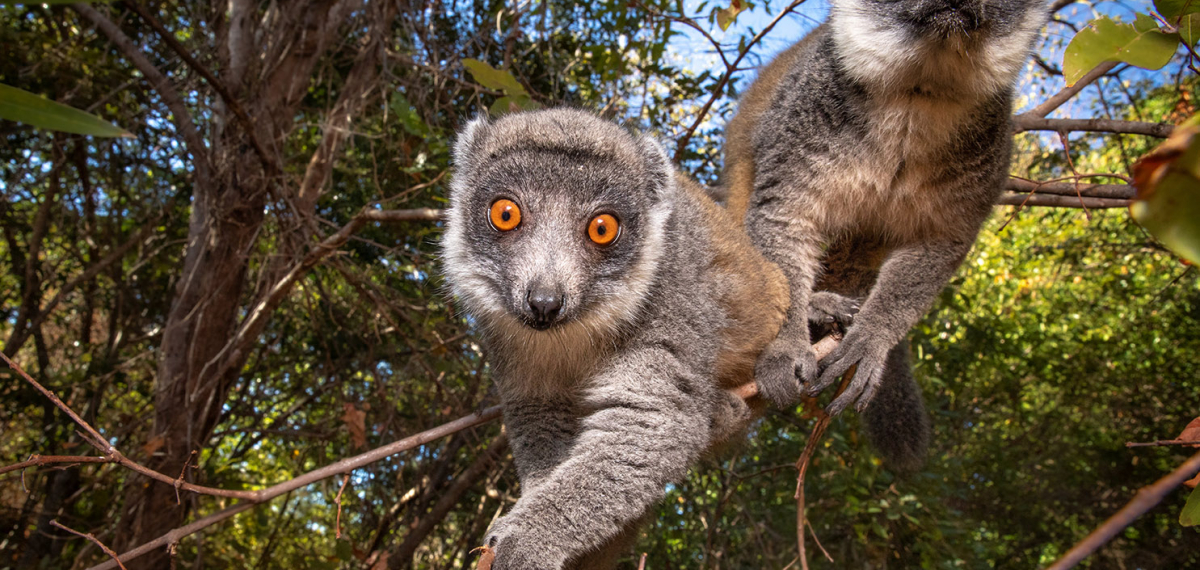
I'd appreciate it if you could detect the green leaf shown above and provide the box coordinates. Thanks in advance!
[389,93,428,136]
[0,83,131,138]
[1178,13,1200,45]
[461,59,527,96]
[716,0,747,32]
[1062,15,1180,86]
[1181,486,1200,526]
[1156,0,1200,19]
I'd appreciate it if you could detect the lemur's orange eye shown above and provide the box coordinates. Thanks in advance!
[489,199,521,231]
[587,214,619,245]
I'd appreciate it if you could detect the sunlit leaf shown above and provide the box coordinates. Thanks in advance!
[461,59,527,96]
[1062,16,1180,86]
[0,83,132,137]
[1131,115,1200,264]
[716,0,747,31]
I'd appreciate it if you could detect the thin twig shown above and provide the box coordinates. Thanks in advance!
[674,0,811,158]
[1126,439,1200,448]
[334,473,351,539]
[1017,62,1119,120]
[0,455,113,477]
[50,520,129,570]
[638,552,647,570]
[1046,450,1200,570]
[806,519,834,564]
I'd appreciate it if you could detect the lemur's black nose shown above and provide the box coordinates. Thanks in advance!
[527,288,563,329]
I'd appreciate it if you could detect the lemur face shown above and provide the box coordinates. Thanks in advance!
[442,110,670,336]
[849,0,1046,42]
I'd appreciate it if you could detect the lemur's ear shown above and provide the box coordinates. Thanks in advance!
[453,115,491,172]
[636,134,674,202]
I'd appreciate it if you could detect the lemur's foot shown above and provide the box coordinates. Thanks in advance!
[807,291,859,340]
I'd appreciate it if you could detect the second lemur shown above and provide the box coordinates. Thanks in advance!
[723,0,1048,470]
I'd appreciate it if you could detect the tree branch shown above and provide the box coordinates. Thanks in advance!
[997,193,1130,209]
[72,3,212,189]
[1013,117,1173,138]
[1004,179,1135,200]
[674,0,811,158]
[1046,450,1200,570]
[1018,62,1120,120]
[122,1,277,175]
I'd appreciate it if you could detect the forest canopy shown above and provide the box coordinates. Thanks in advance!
[1,0,1198,569]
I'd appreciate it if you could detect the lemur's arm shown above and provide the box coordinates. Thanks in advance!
[749,213,827,408]
[810,235,974,414]
[501,395,579,492]
[486,348,711,570]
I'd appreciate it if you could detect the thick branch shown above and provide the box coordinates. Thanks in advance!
[1046,450,1200,570]
[1004,179,1135,200]
[1013,117,1173,138]
[997,193,1130,209]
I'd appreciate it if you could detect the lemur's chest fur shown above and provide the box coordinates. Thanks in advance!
[807,94,974,242]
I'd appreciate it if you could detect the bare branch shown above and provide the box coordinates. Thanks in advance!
[1126,439,1200,448]
[1014,117,1174,138]
[0,455,113,477]
[1046,450,1200,570]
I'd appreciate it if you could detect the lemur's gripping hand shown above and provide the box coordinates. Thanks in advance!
[484,515,566,570]
[809,320,890,416]
[756,292,859,409]
[754,336,816,409]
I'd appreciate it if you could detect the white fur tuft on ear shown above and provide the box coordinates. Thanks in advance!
[453,115,491,169]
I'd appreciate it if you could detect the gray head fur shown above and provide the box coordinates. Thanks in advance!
[442,109,674,396]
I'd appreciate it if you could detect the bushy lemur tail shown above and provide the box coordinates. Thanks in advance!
[862,342,929,473]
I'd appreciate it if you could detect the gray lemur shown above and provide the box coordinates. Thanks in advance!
[442,109,857,569]
[723,0,1048,470]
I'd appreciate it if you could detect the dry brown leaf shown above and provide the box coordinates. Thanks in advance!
[369,551,389,570]
[1185,472,1200,490]
[342,403,367,450]
[473,545,495,570]
[141,435,165,456]
[1177,416,1200,447]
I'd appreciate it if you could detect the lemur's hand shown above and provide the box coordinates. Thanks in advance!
[755,335,816,409]
[807,321,891,415]
[485,515,565,570]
